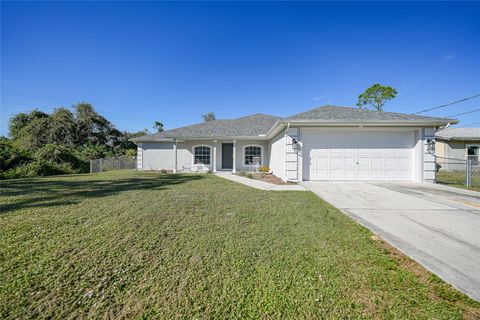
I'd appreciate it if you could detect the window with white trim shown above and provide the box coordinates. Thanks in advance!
[467,145,479,162]
[194,146,211,165]
[244,146,262,165]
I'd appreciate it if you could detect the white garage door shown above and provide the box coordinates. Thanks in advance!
[303,130,414,181]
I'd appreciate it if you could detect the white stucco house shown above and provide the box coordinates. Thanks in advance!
[132,105,457,182]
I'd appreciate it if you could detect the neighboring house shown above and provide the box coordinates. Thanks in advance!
[435,128,480,162]
[132,105,456,182]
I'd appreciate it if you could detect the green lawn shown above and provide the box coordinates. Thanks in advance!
[436,170,480,192]
[1,171,479,319]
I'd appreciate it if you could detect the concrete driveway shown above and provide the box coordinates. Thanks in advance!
[302,181,480,301]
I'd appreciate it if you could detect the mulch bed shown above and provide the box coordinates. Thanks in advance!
[241,173,296,185]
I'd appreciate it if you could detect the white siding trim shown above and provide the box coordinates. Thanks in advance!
[298,128,303,182]
[233,140,237,173]
[413,129,423,182]
[423,128,436,183]
[137,143,143,170]
[173,139,177,173]
[212,140,217,173]
[285,127,300,181]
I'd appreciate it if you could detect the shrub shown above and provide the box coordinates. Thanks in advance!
[245,172,254,179]
[36,144,89,173]
[0,144,90,179]
[259,166,270,173]
[31,161,76,176]
[0,164,33,179]
[0,137,32,172]
[3,104,141,179]
[75,142,111,161]
[237,171,247,177]
[0,161,75,179]
[124,148,137,157]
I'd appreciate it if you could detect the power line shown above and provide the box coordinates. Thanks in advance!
[412,94,480,115]
[445,107,480,118]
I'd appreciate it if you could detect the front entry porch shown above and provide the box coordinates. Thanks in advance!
[169,139,265,174]
[138,138,267,175]
[184,139,268,173]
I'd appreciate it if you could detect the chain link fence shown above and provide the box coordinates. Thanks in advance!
[90,156,136,173]
[435,156,479,189]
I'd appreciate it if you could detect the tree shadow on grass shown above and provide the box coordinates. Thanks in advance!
[0,174,204,214]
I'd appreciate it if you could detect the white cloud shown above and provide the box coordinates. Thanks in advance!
[443,54,456,62]
[313,94,327,101]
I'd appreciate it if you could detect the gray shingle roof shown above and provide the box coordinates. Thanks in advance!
[435,127,480,141]
[133,114,281,141]
[133,105,458,142]
[285,105,457,123]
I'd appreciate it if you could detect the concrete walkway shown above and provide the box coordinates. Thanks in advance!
[215,172,307,191]
[302,181,480,301]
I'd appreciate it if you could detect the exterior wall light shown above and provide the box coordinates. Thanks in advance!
[426,139,436,154]
[292,138,300,150]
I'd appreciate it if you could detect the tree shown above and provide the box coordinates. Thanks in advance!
[12,114,52,151]
[8,112,32,139]
[0,137,31,172]
[3,102,138,178]
[153,121,164,132]
[76,142,110,160]
[114,129,150,156]
[357,84,398,112]
[49,108,77,147]
[9,109,49,140]
[201,112,216,122]
[74,102,122,146]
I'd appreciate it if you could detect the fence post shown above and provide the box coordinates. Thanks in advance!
[118,157,121,170]
[466,157,472,188]
[99,158,103,173]
[90,160,93,173]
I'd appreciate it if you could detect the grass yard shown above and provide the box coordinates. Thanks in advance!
[1,171,479,319]
[436,170,480,192]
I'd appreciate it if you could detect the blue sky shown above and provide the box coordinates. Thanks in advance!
[1,1,479,135]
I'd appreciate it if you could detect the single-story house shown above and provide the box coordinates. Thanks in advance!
[435,128,480,162]
[132,105,456,182]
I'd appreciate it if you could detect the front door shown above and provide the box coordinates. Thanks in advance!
[222,143,233,169]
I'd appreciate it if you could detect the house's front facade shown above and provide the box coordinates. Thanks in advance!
[435,128,480,163]
[133,106,456,183]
